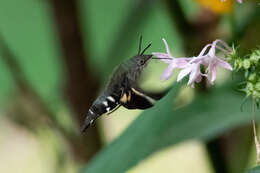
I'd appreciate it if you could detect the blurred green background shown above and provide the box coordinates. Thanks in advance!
[0,0,260,173]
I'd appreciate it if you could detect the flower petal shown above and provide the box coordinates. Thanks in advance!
[187,64,200,85]
[208,40,218,57]
[217,58,233,70]
[152,52,172,64]
[215,39,232,52]
[198,44,211,57]
[162,38,171,56]
[175,58,190,68]
[177,66,191,82]
[195,74,202,83]
[209,65,217,84]
[160,63,176,81]
[190,56,206,64]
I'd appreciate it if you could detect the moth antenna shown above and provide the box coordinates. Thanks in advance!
[138,35,143,55]
[141,43,151,55]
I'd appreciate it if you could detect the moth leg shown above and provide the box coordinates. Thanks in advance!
[106,104,121,115]
[131,86,170,100]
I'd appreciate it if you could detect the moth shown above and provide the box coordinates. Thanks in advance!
[81,36,168,132]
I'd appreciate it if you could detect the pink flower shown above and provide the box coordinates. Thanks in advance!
[155,38,233,87]
[180,39,233,85]
[201,40,233,84]
[177,62,204,88]
[152,39,190,81]
[176,45,211,87]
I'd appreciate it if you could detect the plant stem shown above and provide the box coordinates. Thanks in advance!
[49,0,102,162]
[252,99,260,164]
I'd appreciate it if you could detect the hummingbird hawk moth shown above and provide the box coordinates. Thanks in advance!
[81,36,168,132]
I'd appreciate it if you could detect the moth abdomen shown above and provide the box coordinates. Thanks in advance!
[81,94,120,132]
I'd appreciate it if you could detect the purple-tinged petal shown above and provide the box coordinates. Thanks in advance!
[208,39,232,57]
[160,63,176,81]
[152,52,169,58]
[217,58,233,70]
[215,45,230,55]
[195,75,202,83]
[198,44,211,57]
[152,52,172,64]
[200,56,210,66]
[215,39,232,52]
[162,38,171,56]
[187,64,201,85]
[160,59,172,64]
[177,66,191,82]
[209,65,217,84]
[208,40,218,57]
[175,58,190,68]
[190,56,206,64]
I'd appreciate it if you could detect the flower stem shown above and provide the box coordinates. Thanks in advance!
[252,99,260,164]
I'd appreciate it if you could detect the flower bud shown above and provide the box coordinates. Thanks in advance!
[243,59,250,69]
[255,82,260,91]
[250,51,260,64]
[252,90,260,99]
[234,59,242,70]
[248,73,257,82]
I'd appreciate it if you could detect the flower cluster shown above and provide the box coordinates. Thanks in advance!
[153,39,233,87]
[227,48,260,105]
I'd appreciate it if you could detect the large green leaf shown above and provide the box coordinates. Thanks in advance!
[0,0,62,104]
[79,82,254,173]
[245,166,260,173]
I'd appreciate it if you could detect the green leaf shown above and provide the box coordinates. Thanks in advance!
[0,56,15,106]
[0,0,63,104]
[80,83,253,173]
[245,166,260,173]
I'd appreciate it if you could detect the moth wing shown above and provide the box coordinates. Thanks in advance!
[120,87,154,110]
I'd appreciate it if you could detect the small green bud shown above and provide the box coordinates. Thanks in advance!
[243,59,251,69]
[250,51,260,64]
[252,90,260,99]
[255,82,260,91]
[234,59,243,70]
[248,73,257,82]
[226,52,237,62]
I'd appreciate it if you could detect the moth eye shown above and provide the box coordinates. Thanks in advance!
[139,59,145,65]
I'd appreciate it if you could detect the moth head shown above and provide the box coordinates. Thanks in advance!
[135,54,153,67]
[135,36,152,67]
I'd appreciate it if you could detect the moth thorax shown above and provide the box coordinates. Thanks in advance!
[132,67,143,81]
